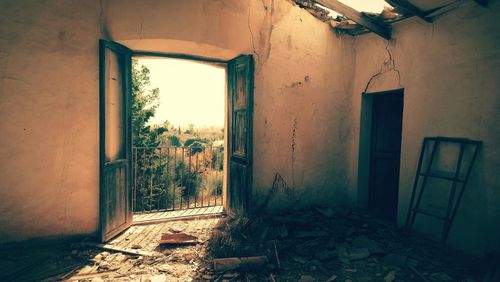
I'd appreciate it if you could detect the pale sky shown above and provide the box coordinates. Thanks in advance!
[138,58,226,128]
[321,0,390,17]
[339,0,389,13]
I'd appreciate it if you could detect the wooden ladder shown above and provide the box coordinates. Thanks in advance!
[405,137,482,242]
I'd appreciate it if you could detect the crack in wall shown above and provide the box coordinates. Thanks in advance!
[99,0,111,39]
[260,0,268,11]
[139,17,144,40]
[386,41,402,87]
[363,40,402,92]
[247,10,259,60]
[2,76,31,86]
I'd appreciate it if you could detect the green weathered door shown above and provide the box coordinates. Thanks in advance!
[227,55,254,213]
[99,40,133,242]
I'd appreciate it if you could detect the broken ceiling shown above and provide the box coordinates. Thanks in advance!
[291,0,489,39]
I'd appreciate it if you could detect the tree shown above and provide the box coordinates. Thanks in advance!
[131,60,173,212]
[168,135,181,147]
[131,60,167,147]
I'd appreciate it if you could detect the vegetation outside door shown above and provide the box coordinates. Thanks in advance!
[99,40,133,242]
[227,55,254,213]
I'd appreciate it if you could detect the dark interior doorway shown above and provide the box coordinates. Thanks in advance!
[368,90,404,221]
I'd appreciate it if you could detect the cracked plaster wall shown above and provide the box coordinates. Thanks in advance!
[347,1,500,255]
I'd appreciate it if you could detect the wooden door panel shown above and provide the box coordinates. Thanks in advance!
[104,49,126,161]
[99,40,133,242]
[233,110,248,157]
[102,160,129,240]
[227,55,253,213]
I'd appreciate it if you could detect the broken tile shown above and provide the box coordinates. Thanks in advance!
[298,274,315,282]
[348,248,370,260]
[314,249,337,261]
[384,270,396,282]
[351,235,385,255]
[326,274,338,282]
[382,253,408,267]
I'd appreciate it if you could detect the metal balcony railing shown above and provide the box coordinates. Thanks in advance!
[132,146,224,213]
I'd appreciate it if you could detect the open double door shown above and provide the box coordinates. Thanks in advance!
[99,40,253,242]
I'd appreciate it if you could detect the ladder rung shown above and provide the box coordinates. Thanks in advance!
[412,208,449,221]
[418,171,464,182]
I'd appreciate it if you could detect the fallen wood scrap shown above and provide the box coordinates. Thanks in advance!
[273,242,281,270]
[67,270,115,281]
[409,266,430,282]
[213,256,268,272]
[159,233,199,245]
[87,243,157,257]
[294,230,330,238]
[114,270,148,278]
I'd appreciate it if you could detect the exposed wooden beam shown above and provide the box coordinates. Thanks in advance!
[385,0,433,22]
[425,0,473,19]
[473,0,488,6]
[314,0,392,40]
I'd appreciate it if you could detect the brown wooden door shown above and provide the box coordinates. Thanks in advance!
[227,55,254,213]
[99,40,133,242]
[369,91,404,221]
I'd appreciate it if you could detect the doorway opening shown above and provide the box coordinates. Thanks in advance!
[99,39,254,242]
[359,89,404,221]
[130,57,227,224]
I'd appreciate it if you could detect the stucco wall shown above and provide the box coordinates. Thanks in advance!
[347,1,500,255]
[0,0,354,242]
[0,0,102,242]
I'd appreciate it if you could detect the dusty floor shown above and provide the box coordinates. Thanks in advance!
[0,217,221,281]
[0,207,495,282]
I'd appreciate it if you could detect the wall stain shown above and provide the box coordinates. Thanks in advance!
[291,118,297,188]
[99,0,111,40]
[58,30,66,42]
[258,0,275,63]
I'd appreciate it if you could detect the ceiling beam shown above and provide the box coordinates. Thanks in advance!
[314,0,392,40]
[473,0,488,6]
[385,0,433,22]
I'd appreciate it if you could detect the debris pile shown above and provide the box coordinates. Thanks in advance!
[292,0,333,22]
[197,206,485,281]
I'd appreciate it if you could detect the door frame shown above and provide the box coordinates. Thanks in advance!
[99,44,254,239]
[357,89,404,213]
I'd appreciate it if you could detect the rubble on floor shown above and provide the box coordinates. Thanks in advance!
[0,208,492,281]
[200,207,487,282]
[0,218,220,281]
